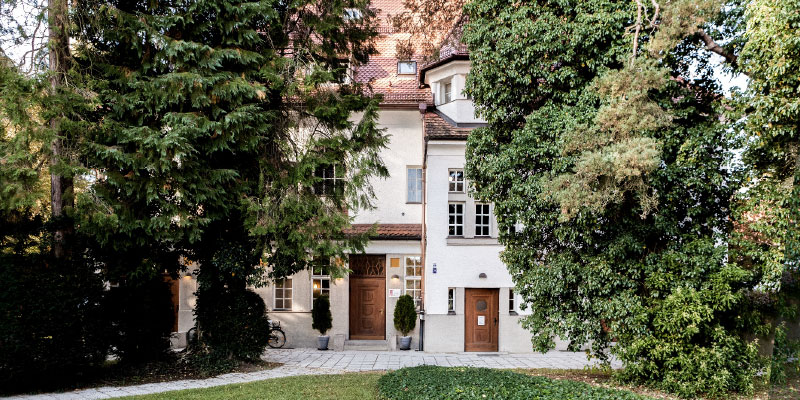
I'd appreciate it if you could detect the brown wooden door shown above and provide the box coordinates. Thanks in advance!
[349,255,386,340]
[465,288,499,352]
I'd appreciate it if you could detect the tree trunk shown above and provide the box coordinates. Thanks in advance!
[48,0,73,259]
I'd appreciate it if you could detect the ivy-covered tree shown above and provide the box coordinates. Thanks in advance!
[73,0,387,360]
[462,0,793,397]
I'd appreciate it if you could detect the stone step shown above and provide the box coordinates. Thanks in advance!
[344,339,390,351]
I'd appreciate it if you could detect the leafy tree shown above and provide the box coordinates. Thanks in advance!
[72,0,388,360]
[461,0,791,397]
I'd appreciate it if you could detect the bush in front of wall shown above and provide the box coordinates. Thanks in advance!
[312,295,333,335]
[393,294,417,336]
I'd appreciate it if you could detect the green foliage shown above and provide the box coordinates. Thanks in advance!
[195,287,270,361]
[0,215,107,392]
[393,295,417,336]
[770,322,800,385]
[463,0,769,397]
[377,366,653,400]
[312,295,333,335]
[103,278,175,363]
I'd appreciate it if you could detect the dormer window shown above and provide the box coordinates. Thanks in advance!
[344,8,362,20]
[442,81,452,103]
[397,61,417,75]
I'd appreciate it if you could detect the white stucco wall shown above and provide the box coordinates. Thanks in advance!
[424,60,486,124]
[351,109,424,225]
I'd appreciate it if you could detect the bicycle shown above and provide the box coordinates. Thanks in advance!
[267,320,286,348]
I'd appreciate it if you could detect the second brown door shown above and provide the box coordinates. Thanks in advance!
[465,288,499,352]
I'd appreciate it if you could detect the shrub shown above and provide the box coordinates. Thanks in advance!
[195,287,270,361]
[377,366,652,400]
[0,250,107,392]
[393,295,417,336]
[104,276,175,363]
[312,295,332,335]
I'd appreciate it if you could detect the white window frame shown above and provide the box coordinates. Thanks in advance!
[448,288,456,314]
[442,80,452,103]
[407,167,423,203]
[397,61,417,75]
[314,164,345,197]
[509,288,517,314]
[448,169,464,192]
[448,203,464,237]
[404,256,422,309]
[311,261,331,306]
[274,278,293,311]
[475,203,491,237]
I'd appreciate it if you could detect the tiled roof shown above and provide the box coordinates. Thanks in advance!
[423,111,473,140]
[344,223,422,240]
[353,0,434,105]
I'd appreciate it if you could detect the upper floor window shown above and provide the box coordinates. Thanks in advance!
[312,259,331,304]
[314,164,345,197]
[344,8,362,20]
[475,203,491,236]
[274,278,293,310]
[448,202,464,236]
[442,81,452,103]
[448,169,464,192]
[397,61,417,75]
[405,256,422,309]
[407,167,422,203]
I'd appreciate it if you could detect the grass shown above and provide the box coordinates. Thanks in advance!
[119,372,382,400]
[106,366,800,400]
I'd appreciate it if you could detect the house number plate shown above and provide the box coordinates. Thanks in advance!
[477,316,485,326]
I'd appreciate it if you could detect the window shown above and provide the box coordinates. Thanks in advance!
[407,167,422,203]
[344,8,362,20]
[448,169,464,192]
[442,81,452,103]
[448,203,464,236]
[509,289,516,313]
[405,256,422,309]
[312,259,331,304]
[448,288,456,314]
[274,279,292,310]
[475,203,491,236]
[314,164,344,197]
[397,61,417,75]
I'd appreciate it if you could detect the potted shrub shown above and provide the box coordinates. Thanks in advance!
[393,294,417,350]
[312,295,333,350]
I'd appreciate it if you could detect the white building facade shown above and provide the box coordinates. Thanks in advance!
[174,0,568,353]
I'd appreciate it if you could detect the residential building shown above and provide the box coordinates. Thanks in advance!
[173,0,567,353]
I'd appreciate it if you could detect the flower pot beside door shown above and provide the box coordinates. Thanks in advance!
[393,295,417,350]
[312,295,333,350]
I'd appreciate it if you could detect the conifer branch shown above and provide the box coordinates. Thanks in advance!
[697,29,738,67]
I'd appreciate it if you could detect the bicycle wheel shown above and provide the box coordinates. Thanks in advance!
[268,329,286,348]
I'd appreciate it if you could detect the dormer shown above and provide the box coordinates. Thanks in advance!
[420,56,486,124]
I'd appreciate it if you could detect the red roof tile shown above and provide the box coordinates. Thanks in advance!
[423,111,473,140]
[344,223,422,240]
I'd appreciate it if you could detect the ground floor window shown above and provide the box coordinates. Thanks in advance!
[274,278,292,310]
[448,288,456,314]
[509,288,515,314]
[405,256,422,309]
[312,260,331,304]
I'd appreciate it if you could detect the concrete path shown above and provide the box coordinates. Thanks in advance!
[4,349,617,400]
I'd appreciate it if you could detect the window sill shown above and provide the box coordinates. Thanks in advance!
[509,311,518,316]
[446,237,500,246]
[406,201,422,204]
[447,311,456,315]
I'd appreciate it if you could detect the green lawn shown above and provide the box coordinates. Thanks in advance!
[119,373,382,400]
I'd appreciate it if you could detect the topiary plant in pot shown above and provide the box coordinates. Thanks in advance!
[393,295,417,350]
[312,295,333,350]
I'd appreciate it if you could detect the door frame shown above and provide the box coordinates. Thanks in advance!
[348,254,387,340]
[464,288,499,352]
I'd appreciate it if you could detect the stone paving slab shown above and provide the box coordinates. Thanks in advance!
[2,349,618,400]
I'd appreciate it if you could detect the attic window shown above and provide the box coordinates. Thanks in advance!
[397,61,417,75]
[344,8,362,20]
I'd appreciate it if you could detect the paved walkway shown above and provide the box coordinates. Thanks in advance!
[4,349,618,400]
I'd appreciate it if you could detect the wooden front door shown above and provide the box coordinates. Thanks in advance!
[465,288,499,352]
[349,255,386,340]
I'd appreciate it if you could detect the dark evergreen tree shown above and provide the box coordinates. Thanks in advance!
[73,0,387,360]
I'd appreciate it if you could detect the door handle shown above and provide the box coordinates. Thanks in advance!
[494,317,497,325]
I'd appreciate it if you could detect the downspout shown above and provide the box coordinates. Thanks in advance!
[419,102,428,351]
